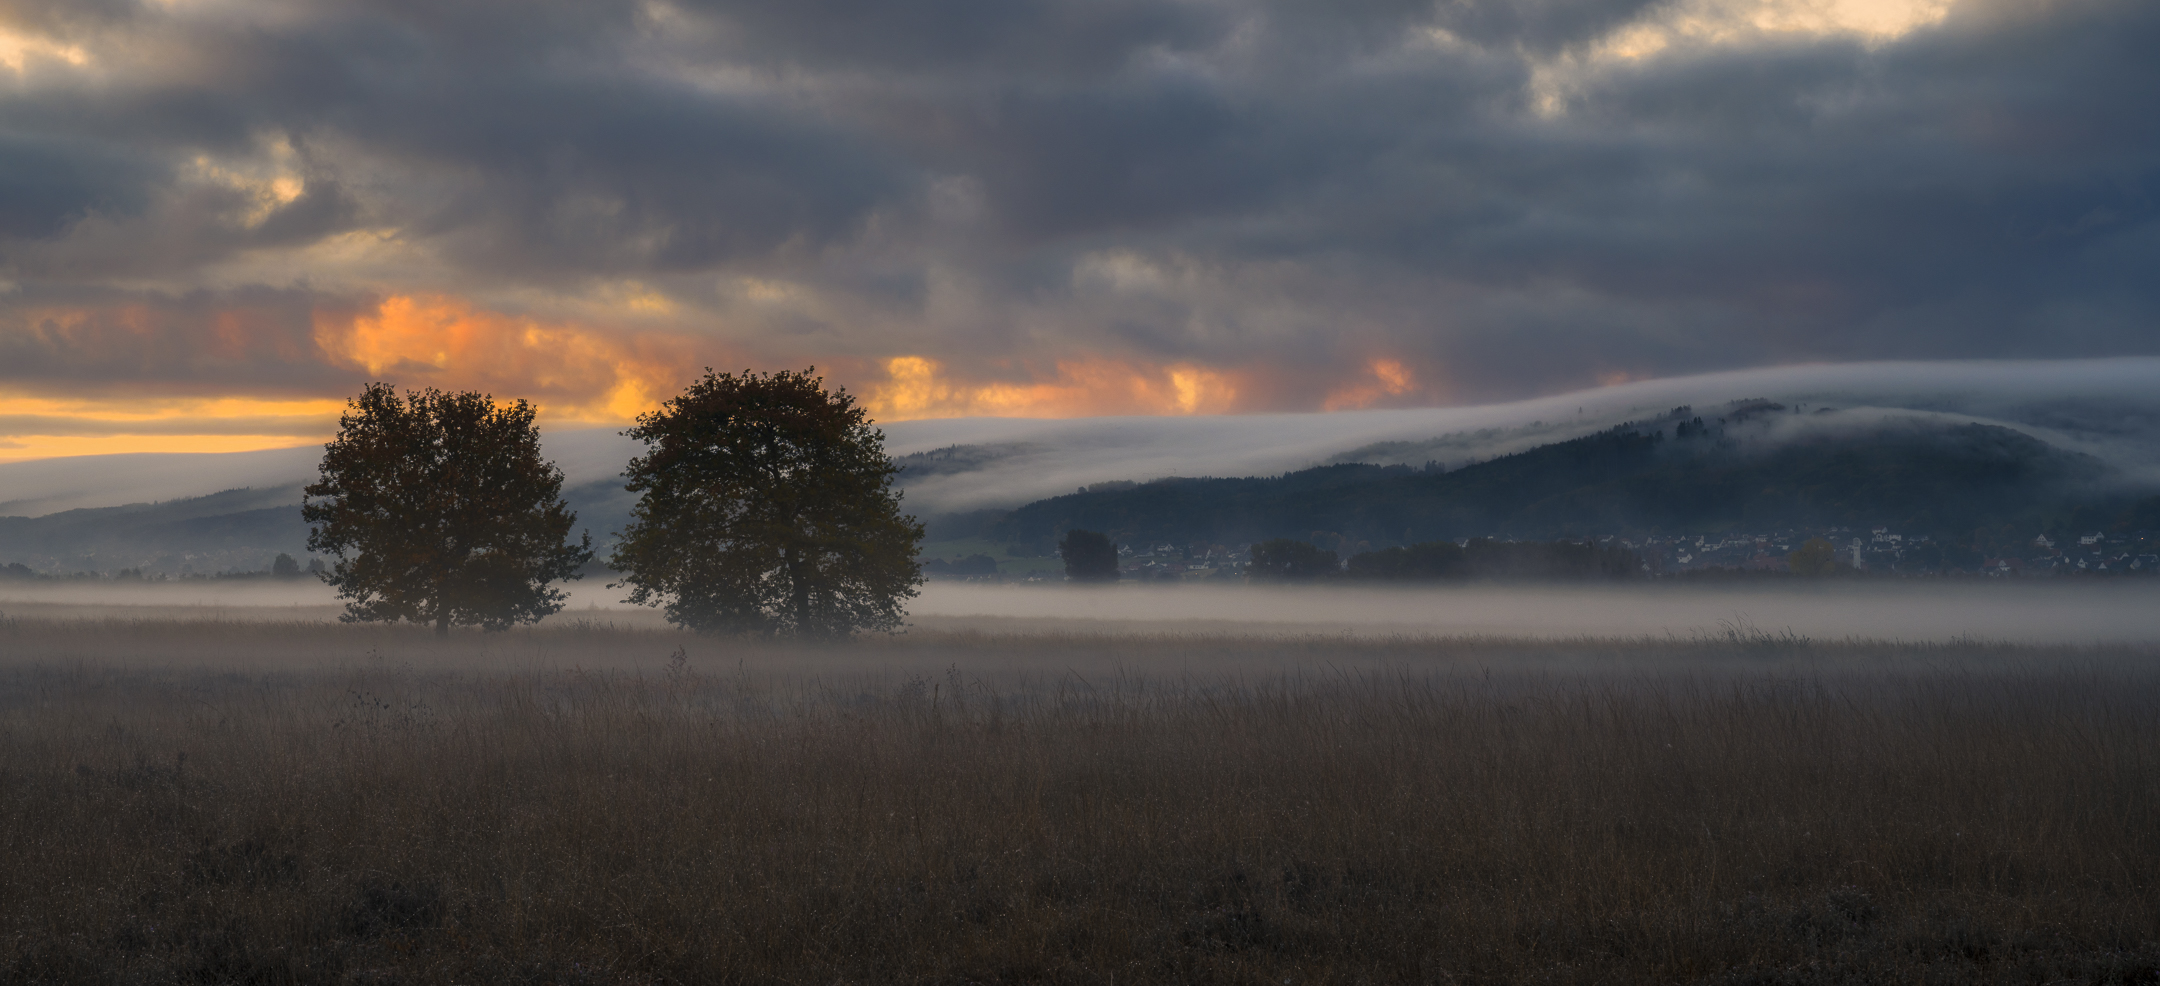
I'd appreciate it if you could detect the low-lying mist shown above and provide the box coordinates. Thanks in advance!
[7,578,2158,645]
[899,582,2160,644]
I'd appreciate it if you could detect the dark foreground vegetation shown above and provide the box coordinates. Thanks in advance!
[2,621,2158,984]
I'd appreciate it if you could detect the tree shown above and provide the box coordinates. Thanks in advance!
[303,383,591,635]
[1059,529,1120,582]
[611,368,923,638]
[1248,539,1339,580]
[1787,537,1839,577]
[271,553,301,579]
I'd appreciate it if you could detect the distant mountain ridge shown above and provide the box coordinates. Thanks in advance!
[0,485,311,574]
[0,478,639,575]
[975,408,2138,551]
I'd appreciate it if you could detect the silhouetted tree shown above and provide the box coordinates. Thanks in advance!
[1248,539,1339,580]
[611,368,923,638]
[1059,529,1120,582]
[271,553,301,579]
[304,383,592,636]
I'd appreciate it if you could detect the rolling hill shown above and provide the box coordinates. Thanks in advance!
[973,407,2141,551]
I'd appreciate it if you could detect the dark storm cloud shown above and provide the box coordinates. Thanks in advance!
[676,0,1228,75]
[1429,0,1668,53]
[0,0,2156,402]
[0,0,909,281]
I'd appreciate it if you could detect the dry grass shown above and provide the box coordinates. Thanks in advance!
[1,618,2158,984]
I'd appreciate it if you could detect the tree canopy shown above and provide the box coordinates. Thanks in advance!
[611,368,923,638]
[303,383,591,635]
[1058,529,1119,582]
[1787,537,1841,576]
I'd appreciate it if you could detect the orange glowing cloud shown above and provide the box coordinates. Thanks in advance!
[1321,358,1421,411]
[0,293,718,462]
[1,292,1456,465]
[860,356,1244,420]
[312,294,705,422]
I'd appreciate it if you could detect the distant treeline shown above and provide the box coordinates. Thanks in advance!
[1249,538,1641,582]
[0,555,319,582]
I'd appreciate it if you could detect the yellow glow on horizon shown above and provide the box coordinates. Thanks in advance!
[1,295,713,466]
[0,391,346,463]
[3,296,1463,466]
[0,393,346,421]
[862,356,1243,420]
[0,434,323,465]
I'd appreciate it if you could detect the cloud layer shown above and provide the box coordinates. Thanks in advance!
[8,357,2156,517]
[2,0,2157,453]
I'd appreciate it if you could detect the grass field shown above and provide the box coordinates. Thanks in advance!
[2,618,2157,984]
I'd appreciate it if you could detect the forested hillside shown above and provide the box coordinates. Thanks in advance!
[981,417,2130,549]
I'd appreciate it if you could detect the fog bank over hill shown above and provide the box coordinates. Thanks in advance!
[885,358,2160,513]
[5,358,2158,519]
[0,358,2156,572]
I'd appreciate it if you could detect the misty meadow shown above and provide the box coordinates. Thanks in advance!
[7,0,2160,978]
[4,619,2159,985]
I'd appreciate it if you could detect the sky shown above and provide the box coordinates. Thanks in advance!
[1,0,2156,463]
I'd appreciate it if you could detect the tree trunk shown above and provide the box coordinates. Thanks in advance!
[434,570,452,637]
[787,550,813,635]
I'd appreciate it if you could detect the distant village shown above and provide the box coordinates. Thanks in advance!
[922,526,2160,583]
[5,527,2156,585]
[1620,528,2159,578]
